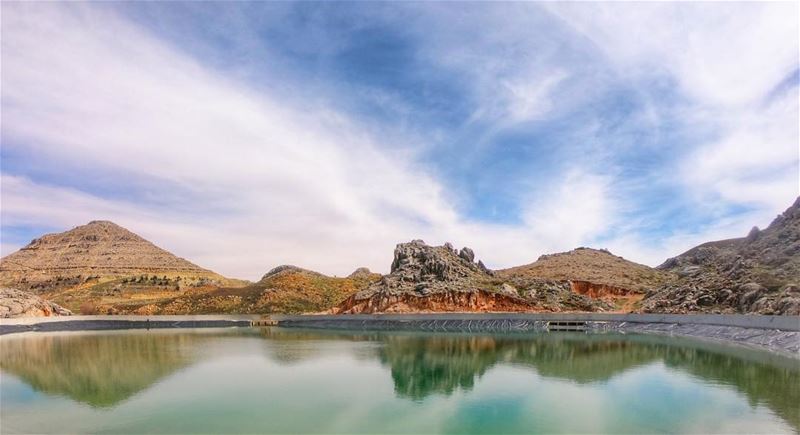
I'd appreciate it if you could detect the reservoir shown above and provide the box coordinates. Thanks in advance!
[1,328,797,434]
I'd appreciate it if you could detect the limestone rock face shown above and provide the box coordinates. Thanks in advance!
[458,247,475,263]
[338,240,512,313]
[0,220,231,292]
[0,288,72,318]
[641,196,800,315]
[392,241,486,283]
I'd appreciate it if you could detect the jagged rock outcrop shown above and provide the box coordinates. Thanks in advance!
[336,240,610,313]
[0,288,72,318]
[641,197,800,315]
[384,240,490,293]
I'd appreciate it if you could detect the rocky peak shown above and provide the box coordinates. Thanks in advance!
[745,226,760,242]
[458,247,475,263]
[349,240,495,302]
[24,220,143,249]
[347,267,378,280]
[536,247,615,262]
[389,240,488,282]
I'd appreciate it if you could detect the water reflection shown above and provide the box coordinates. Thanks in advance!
[259,328,800,429]
[0,330,209,407]
[377,334,661,399]
[1,327,798,431]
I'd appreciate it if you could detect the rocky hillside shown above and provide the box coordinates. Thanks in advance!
[641,197,800,315]
[498,247,671,294]
[0,221,233,289]
[0,221,244,313]
[0,288,72,318]
[336,240,610,313]
[107,265,380,315]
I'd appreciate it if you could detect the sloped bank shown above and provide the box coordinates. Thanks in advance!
[271,313,800,357]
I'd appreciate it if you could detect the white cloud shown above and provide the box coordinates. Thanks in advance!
[521,170,616,249]
[541,1,799,264]
[0,3,642,279]
[681,92,799,212]
[0,4,461,279]
[547,2,799,107]
[1,2,797,280]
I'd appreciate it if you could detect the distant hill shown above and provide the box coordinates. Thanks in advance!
[116,265,379,315]
[641,197,800,315]
[497,247,672,294]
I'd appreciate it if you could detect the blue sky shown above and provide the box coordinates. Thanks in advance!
[1,2,798,279]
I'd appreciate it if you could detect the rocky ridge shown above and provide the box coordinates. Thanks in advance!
[336,240,610,313]
[0,288,72,318]
[4,197,798,316]
[641,197,800,315]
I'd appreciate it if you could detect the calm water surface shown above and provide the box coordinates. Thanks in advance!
[0,327,798,434]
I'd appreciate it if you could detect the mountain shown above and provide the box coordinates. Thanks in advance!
[0,288,72,318]
[497,247,671,293]
[640,197,800,315]
[0,220,229,285]
[336,240,611,313]
[496,247,673,311]
[0,221,242,313]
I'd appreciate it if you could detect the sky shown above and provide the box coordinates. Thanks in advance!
[1,2,798,280]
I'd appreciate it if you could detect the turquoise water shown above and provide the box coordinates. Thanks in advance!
[0,328,798,434]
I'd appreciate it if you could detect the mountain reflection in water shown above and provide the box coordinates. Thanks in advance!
[0,330,202,407]
[257,328,800,430]
[1,327,798,432]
